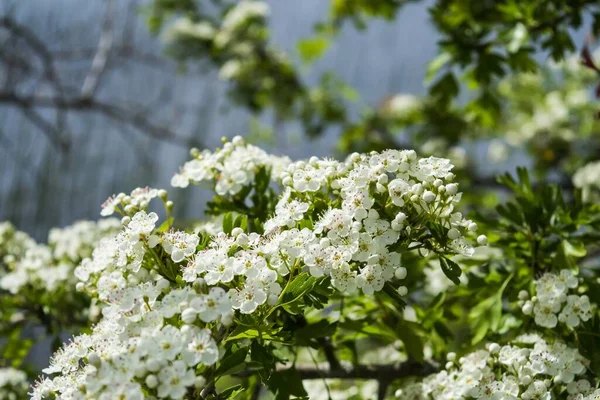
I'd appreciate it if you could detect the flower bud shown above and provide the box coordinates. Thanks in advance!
[267,295,279,306]
[134,365,146,378]
[422,190,436,203]
[146,359,160,372]
[446,183,458,195]
[397,286,408,296]
[181,308,197,324]
[477,235,488,246]
[447,228,461,240]
[194,376,207,389]
[145,374,158,388]
[156,278,170,293]
[488,343,500,354]
[518,290,529,300]
[395,267,407,279]
[221,313,234,326]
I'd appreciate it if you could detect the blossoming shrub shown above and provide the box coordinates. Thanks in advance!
[26,137,485,399]
[4,137,600,399]
[0,220,120,398]
[398,334,598,399]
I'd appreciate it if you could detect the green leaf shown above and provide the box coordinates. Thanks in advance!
[215,346,249,376]
[295,320,338,343]
[267,367,308,400]
[468,273,513,344]
[439,256,462,285]
[429,72,459,104]
[280,273,320,314]
[156,217,174,233]
[396,321,424,363]
[223,212,233,235]
[234,214,248,232]
[381,281,407,308]
[225,326,283,342]
[218,384,244,399]
[297,37,330,64]
[425,52,452,83]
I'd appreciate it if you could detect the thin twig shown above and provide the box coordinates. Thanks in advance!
[80,0,115,99]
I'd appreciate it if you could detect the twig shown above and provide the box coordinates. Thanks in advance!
[80,0,115,99]
[290,360,437,380]
[0,91,203,148]
[236,360,437,381]
[316,337,342,371]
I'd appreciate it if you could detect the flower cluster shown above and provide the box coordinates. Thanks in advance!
[33,144,481,399]
[0,368,29,400]
[520,270,594,329]
[171,136,291,195]
[0,219,120,294]
[397,334,595,399]
[35,284,217,399]
[100,186,162,217]
[48,219,121,262]
[0,221,37,272]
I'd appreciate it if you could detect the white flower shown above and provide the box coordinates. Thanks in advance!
[184,329,219,366]
[157,360,196,399]
[190,287,232,323]
[162,231,200,263]
[230,283,268,314]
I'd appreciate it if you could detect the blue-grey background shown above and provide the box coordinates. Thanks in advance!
[0,0,588,240]
[0,0,441,240]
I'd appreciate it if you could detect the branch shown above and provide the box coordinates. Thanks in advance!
[0,91,203,148]
[0,16,64,96]
[21,107,69,151]
[289,360,437,380]
[316,337,342,371]
[80,0,115,99]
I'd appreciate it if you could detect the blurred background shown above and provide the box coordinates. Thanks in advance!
[0,0,442,239]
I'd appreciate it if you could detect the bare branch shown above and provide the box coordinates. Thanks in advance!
[21,107,69,151]
[235,360,437,381]
[80,0,115,99]
[0,91,203,148]
[0,16,65,96]
[289,360,437,381]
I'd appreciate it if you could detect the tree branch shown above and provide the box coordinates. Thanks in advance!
[289,360,437,380]
[0,91,203,148]
[80,0,115,99]
[316,337,342,371]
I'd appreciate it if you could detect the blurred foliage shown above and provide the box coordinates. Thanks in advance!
[144,0,600,189]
